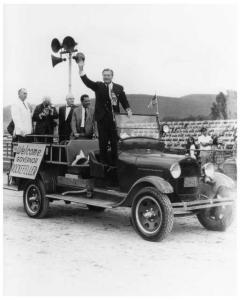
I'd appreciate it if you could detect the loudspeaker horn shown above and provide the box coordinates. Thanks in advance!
[62,36,77,52]
[51,38,62,53]
[51,55,66,67]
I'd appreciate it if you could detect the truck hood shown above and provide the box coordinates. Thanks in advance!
[119,149,188,169]
[135,152,186,170]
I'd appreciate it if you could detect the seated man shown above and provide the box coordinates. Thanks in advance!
[71,94,95,139]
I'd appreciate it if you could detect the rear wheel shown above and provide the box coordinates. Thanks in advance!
[131,187,173,241]
[23,179,49,218]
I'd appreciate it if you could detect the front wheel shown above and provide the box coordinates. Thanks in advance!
[197,205,233,231]
[131,187,174,242]
[197,185,235,231]
[23,179,49,218]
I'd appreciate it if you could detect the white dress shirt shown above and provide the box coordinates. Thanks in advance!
[198,135,212,151]
[107,82,118,106]
[11,100,32,136]
[81,106,86,128]
[65,105,71,120]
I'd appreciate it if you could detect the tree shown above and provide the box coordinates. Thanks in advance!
[210,92,228,120]
[210,102,220,119]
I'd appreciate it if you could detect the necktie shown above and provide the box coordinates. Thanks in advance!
[23,101,28,110]
[83,108,88,128]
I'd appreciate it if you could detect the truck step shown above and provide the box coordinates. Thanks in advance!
[46,193,123,208]
[3,184,18,191]
[94,187,126,199]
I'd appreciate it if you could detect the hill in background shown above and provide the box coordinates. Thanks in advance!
[3,93,237,132]
[124,94,217,119]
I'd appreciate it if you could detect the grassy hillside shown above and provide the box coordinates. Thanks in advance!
[125,94,216,119]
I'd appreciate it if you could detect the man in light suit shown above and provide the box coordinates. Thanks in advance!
[11,88,33,142]
[58,94,77,143]
[71,94,95,139]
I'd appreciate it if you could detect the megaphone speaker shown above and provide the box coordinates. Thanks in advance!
[51,55,66,67]
[62,36,77,52]
[51,38,62,53]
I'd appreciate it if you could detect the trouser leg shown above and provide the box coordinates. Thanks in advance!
[109,120,118,165]
[200,151,211,166]
[97,119,109,164]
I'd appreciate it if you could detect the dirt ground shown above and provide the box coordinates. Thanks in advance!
[3,185,237,296]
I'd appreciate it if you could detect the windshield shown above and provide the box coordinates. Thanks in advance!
[115,114,159,139]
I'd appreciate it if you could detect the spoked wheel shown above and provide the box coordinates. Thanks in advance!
[131,187,173,241]
[23,179,49,218]
[197,185,235,231]
[197,205,233,231]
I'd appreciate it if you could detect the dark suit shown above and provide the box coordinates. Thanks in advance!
[33,103,58,142]
[58,105,76,142]
[71,105,95,139]
[80,74,130,164]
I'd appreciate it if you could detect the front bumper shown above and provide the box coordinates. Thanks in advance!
[172,196,234,215]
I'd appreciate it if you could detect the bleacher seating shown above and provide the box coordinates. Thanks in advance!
[162,119,237,150]
[3,135,13,171]
[118,119,237,151]
[3,119,237,165]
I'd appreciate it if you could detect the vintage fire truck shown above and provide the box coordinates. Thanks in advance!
[4,114,236,241]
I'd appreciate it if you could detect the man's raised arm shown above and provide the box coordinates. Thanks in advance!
[78,60,98,92]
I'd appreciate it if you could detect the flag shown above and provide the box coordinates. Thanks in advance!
[147,94,158,108]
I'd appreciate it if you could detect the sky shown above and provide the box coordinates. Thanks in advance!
[3,4,237,106]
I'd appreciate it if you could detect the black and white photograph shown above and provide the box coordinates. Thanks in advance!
[2,2,238,297]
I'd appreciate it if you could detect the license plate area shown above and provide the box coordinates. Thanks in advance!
[184,176,198,187]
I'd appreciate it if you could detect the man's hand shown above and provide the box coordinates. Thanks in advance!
[126,108,132,119]
[78,60,84,73]
[20,130,26,136]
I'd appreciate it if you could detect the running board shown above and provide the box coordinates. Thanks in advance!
[46,193,123,208]
[3,184,19,191]
[94,187,126,199]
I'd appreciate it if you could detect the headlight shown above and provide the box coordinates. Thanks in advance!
[202,163,215,179]
[170,162,181,178]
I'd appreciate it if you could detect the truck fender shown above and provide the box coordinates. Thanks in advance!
[37,168,58,193]
[200,172,236,198]
[14,165,59,192]
[124,176,173,207]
